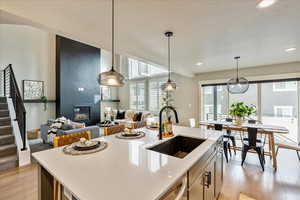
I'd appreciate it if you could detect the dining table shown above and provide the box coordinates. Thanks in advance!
[199,120,289,170]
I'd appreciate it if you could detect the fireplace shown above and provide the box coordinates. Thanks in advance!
[73,106,91,122]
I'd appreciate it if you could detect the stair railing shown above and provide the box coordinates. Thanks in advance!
[3,64,27,151]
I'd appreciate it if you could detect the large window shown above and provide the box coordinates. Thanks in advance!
[149,80,165,111]
[202,80,299,142]
[127,58,168,111]
[262,81,298,142]
[129,82,145,110]
[203,86,214,120]
[128,58,167,79]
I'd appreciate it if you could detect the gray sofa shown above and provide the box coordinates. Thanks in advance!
[40,123,100,144]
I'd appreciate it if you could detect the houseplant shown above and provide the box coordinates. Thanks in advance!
[229,102,256,126]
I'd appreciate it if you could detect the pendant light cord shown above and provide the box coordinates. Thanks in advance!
[111,0,115,70]
[168,35,171,81]
[235,56,240,81]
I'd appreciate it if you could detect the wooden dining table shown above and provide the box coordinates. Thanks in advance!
[199,120,289,170]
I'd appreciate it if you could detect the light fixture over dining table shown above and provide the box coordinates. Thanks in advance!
[227,56,249,94]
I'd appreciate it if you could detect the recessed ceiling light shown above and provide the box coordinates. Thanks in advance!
[196,62,203,66]
[285,47,296,52]
[257,0,277,8]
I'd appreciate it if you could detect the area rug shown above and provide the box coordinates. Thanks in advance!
[239,193,256,200]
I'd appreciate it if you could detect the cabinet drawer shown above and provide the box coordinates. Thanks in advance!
[160,175,188,200]
[189,144,216,187]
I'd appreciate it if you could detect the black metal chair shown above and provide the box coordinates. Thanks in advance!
[214,124,232,163]
[224,118,237,155]
[241,127,266,171]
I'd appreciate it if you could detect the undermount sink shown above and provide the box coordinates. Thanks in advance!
[147,136,206,159]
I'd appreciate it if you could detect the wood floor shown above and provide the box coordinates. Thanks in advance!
[0,149,299,200]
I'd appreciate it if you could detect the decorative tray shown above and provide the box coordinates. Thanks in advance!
[73,141,101,151]
[115,131,145,139]
[63,141,108,155]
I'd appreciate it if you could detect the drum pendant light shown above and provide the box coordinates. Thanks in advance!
[161,31,176,92]
[98,0,125,87]
[227,56,249,94]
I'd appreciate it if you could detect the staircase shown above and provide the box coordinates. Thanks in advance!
[0,97,18,171]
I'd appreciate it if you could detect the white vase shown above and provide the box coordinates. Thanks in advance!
[236,117,243,127]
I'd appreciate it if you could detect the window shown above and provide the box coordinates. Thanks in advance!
[262,81,298,142]
[274,106,293,118]
[203,86,214,120]
[202,80,300,142]
[273,81,297,92]
[129,82,145,110]
[128,58,167,79]
[149,81,165,111]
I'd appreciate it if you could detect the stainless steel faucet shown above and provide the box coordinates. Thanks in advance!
[159,106,179,140]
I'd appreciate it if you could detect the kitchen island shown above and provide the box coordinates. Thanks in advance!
[33,126,223,200]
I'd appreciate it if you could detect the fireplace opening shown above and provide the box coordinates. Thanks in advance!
[73,106,91,122]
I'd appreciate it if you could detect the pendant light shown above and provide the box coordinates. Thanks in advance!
[161,31,176,92]
[98,0,125,87]
[257,0,277,8]
[227,56,249,94]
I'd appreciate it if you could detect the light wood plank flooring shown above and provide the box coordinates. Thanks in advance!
[0,149,299,200]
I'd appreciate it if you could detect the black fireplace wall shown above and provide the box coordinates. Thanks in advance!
[56,35,101,125]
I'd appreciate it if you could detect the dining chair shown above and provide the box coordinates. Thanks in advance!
[104,124,125,136]
[241,127,266,171]
[214,124,232,163]
[276,142,300,161]
[52,131,92,200]
[224,118,237,155]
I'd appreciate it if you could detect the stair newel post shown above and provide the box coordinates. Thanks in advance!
[22,111,27,151]
[3,69,6,97]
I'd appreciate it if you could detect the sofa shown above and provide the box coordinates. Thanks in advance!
[40,120,100,144]
[112,110,153,128]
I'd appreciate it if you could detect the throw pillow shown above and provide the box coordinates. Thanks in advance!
[133,112,143,122]
[116,110,126,119]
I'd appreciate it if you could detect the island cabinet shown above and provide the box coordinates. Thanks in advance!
[188,138,223,200]
[160,138,223,200]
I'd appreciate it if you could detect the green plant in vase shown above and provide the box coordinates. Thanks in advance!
[229,102,256,126]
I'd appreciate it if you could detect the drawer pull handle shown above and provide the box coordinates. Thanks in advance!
[175,178,187,200]
[204,171,211,188]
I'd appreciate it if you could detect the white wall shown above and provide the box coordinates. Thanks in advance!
[0,24,56,130]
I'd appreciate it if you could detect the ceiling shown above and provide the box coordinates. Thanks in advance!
[1,0,300,77]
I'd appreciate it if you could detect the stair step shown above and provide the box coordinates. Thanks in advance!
[0,117,11,126]
[0,155,18,171]
[0,103,8,110]
[0,135,14,146]
[0,97,7,103]
[0,110,9,118]
[0,144,17,157]
[0,126,13,135]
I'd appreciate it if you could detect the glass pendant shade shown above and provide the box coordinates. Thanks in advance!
[227,56,249,94]
[97,0,125,87]
[227,77,249,94]
[98,68,125,87]
[162,31,176,92]
[161,80,176,92]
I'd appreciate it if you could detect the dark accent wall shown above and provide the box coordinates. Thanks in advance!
[56,35,101,125]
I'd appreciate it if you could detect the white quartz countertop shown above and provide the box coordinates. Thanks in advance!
[33,126,222,200]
